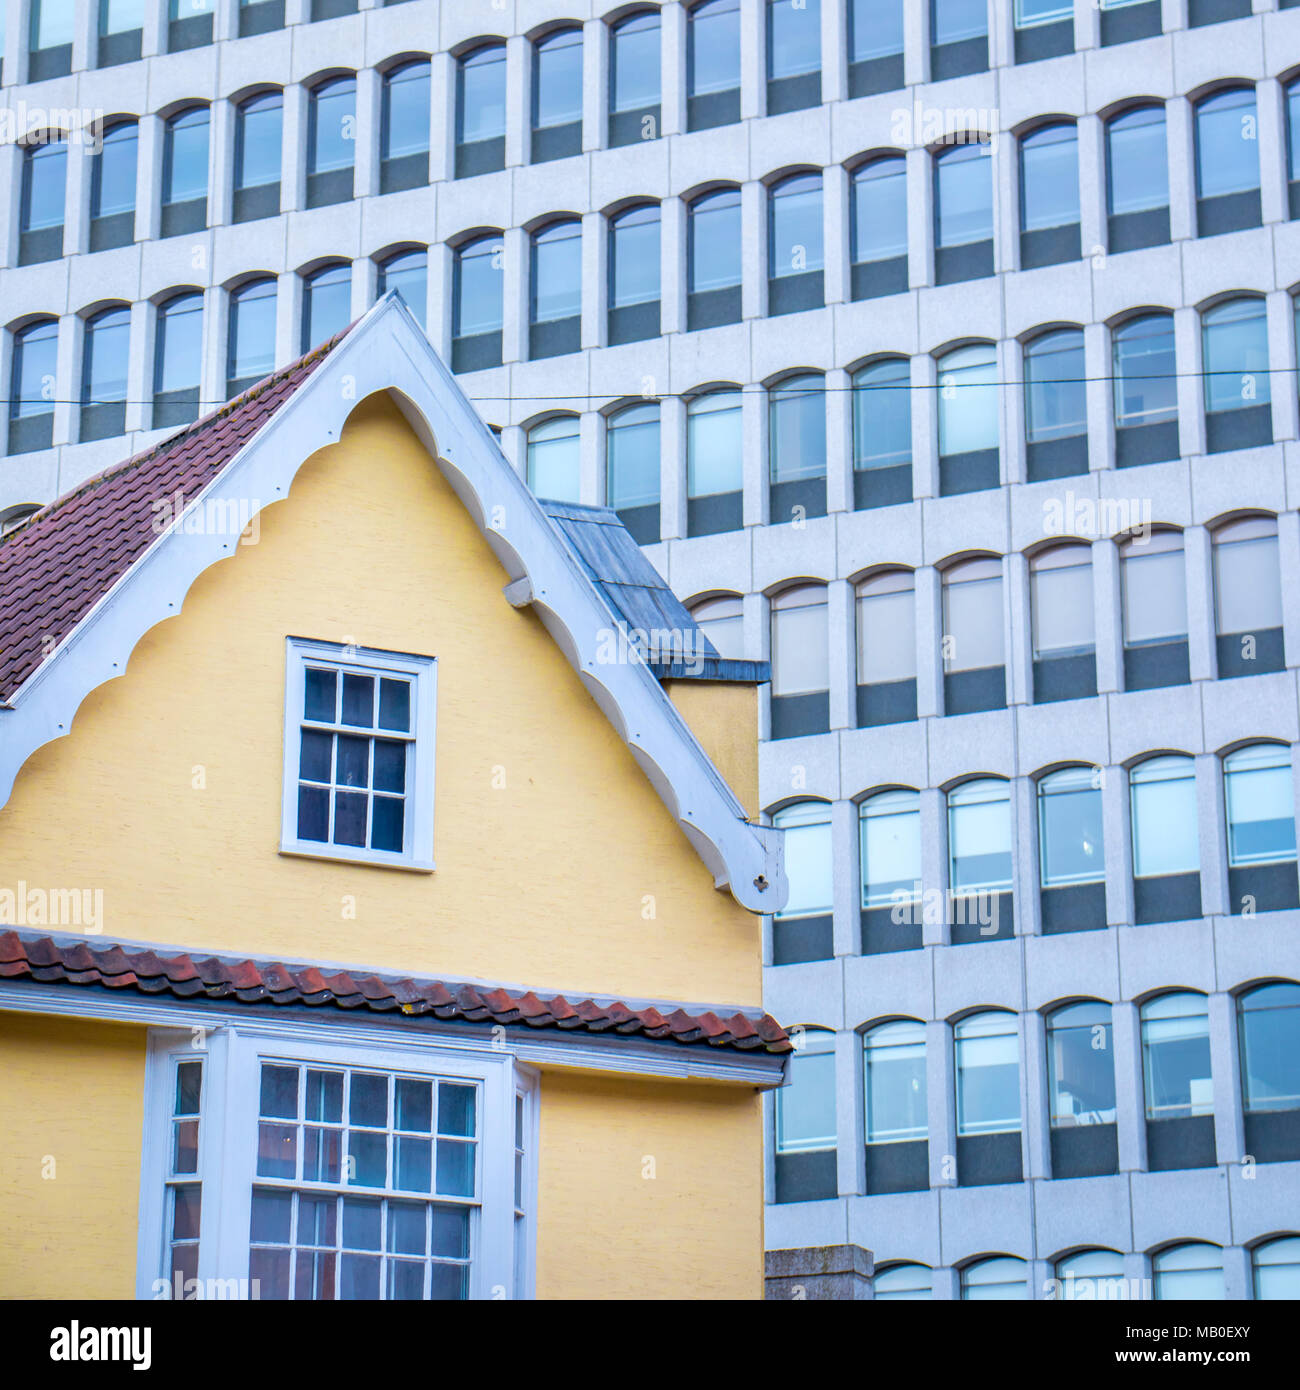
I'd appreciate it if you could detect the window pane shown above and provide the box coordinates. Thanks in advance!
[775,1032,836,1151]
[1290,85,1300,183]
[875,1263,931,1300]
[83,310,130,404]
[1154,1244,1224,1301]
[865,1021,926,1143]
[768,175,823,277]
[310,81,355,175]
[1130,757,1198,878]
[1224,745,1296,867]
[690,0,740,96]
[379,251,427,330]
[853,359,911,470]
[955,1013,1020,1134]
[1039,768,1104,887]
[768,0,820,80]
[229,280,277,383]
[1108,106,1168,216]
[458,47,506,144]
[769,376,826,481]
[1025,330,1085,442]
[455,238,503,337]
[610,205,659,308]
[1047,1002,1116,1126]
[857,571,916,684]
[687,391,743,498]
[1121,534,1186,646]
[33,0,75,46]
[932,0,987,45]
[23,142,66,231]
[943,561,1003,671]
[1020,125,1079,232]
[1238,983,1300,1114]
[531,223,582,323]
[771,590,828,695]
[1017,0,1071,22]
[1142,994,1212,1119]
[937,346,997,455]
[1031,548,1093,658]
[606,404,659,510]
[611,13,660,113]
[156,295,203,394]
[689,189,742,292]
[935,143,991,248]
[1203,299,1270,413]
[1214,524,1282,636]
[1254,1237,1300,1300]
[861,789,921,905]
[1196,89,1259,199]
[852,159,907,264]
[534,29,583,128]
[773,803,833,917]
[11,322,59,420]
[527,417,581,502]
[851,0,904,61]
[304,265,351,351]
[1113,315,1176,428]
[101,0,144,34]
[948,781,1012,894]
[384,64,430,161]
[164,109,208,205]
[92,124,137,220]
[692,596,744,659]
[236,94,282,191]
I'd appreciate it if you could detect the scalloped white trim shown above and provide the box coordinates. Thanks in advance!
[0,295,787,914]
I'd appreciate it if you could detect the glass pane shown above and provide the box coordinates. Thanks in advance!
[853,360,911,470]
[932,0,988,45]
[857,580,916,684]
[1214,532,1282,636]
[1039,769,1104,887]
[963,1257,1028,1301]
[611,13,660,113]
[865,1022,926,1142]
[1020,125,1079,232]
[531,223,582,323]
[23,143,66,231]
[1025,331,1085,442]
[260,1064,299,1118]
[527,417,581,501]
[379,252,428,329]
[92,124,137,220]
[690,189,742,292]
[943,565,1003,671]
[383,63,430,161]
[12,322,59,420]
[1239,984,1300,1113]
[768,0,820,80]
[350,1072,388,1126]
[851,0,904,61]
[459,46,506,144]
[1154,1245,1224,1300]
[772,598,829,695]
[436,1140,475,1197]
[1047,1003,1116,1125]
[1122,542,1186,645]
[773,809,832,917]
[1130,758,1198,878]
[236,95,282,191]
[155,295,203,395]
[948,784,1012,894]
[438,1084,477,1138]
[83,312,130,404]
[606,406,660,510]
[935,143,991,248]
[769,377,826,480]
[347,1130,387,1186]
[229,281,276,383]
[861,791,922,906]
[304,265,351,352]
[955,1015,1020,1134]
[1108,106,1168,216]
[305,1070,343,1123]
[610,206,659,308]
[310,81,356,175]
[257,1123,297,1179]
[1224,747,1296,867]
[775,1040,836,1151]
[937,347,997,455]
[1031,552,1093,658]
[1114,315,1177,428]
[250,1187,293,1243]
[1196,89,1259,200]
[690,0,740,96]
[378,678,410,732]
[1255,1237,1300,1299]
[175,1060,202,1115]
[535,29,583,128]
[1142,995,1212,1119]
[769,176,823,277]
[164,109,208,206]
[455,238,503,338]
[1203,300,1270,413]
[687,392,743,498]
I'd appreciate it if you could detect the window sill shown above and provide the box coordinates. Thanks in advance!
[279,844,434,873]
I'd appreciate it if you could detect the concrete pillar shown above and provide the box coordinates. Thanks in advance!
[827,577,854,731]
[905,146,933,291]
[504,36,528,170]
[911,351,939,498]
[915,564,942,719]
[281,84,308,215]
[660,194,685,338]
[1185,524,1215,682]
[823,162,849,307]
[580,210,603,350]
[1174,306,1205,457]
[1167,96,1196,244]
[661,0,685,138]
[740,0,764,121]
[927,1017,957,1185]
[581,17,605,152]
[659,389,686,541]
[1112,1001,1147,1173]
[353,67,382,202]
[1209,990,1246,1169]
[825,365,852,515]
[765,1245,873,1300]
[831,797,860,956]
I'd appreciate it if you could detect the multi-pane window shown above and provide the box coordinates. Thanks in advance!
[1106,106,1169,250]
[767,0,821,114]
[1019,124,1080,267]
[1046,1002,1116,1128]
[1120,530,1189,690]
[1030,545,1095,702]
[687,390,743,534]
[1254,1237,1300,1300]
[1202,298,1272,453]
[947,781,1013,899]
[1213,518,1284,677]
[1237,983,1300,1127]
[307,78,356,208]
[233,93,282,225]
[767,174,824,315]
[1194,88,1261,235]
[860,790,921,910]
[1038,769,1104,891]
[532,28,583,161]
[606,403,660,545]
[961,1257,1027,1301]
[1141,993,1213,1121]
[162,107,209,236]
[608,205,660,345]
[452,236,503,372]
[530,221,582,359]
[688,188,743,329]
[164,1057,204,1292]
[936,345,998,493]
[1113,313,1178,466]
[1153,1244,1224,1301]
[526,417,581,503]
[80,306,131,442]
[90,122,138,251]
[8,319,59,455]
[1024,329,1086,478]
[690,595,745,660]
[226,278,277,398]
[251,1061,477,1299]
[848,0,904,97]
[687,0,741,131]
[863,1020,926,1144]
[954,1012,1020,1136]
[609,12,661,147]
[874,1264,932,1300]
[771,802,833,922]
[20,138,67,265]
[850,158,908,300]
[154,292,204,430]
[934,142,993,283]
[942,558,1004,713]
[378,250,428,331]
[381,62,431,193]
[302,264,351,354]
[456,46,506,177]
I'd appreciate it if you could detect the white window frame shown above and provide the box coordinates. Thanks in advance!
[280,637,437,871]
[137,1024,533,1300]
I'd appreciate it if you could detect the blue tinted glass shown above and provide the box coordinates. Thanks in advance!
[155,294,203,394]
[1196,89,1260,199]
[853,359,911,469]
[455,238,504,337]
[100,0,144,35]
[164,108,208,205]
[527,417,581,501]
[611,12,660,113]
[769,174,823,276]
[458,46,506,144]
[606,404,660,509]
[531,223,582,322]
[689,0,740,96]
[1113,314,1176,427]
[534,29,583,128]
[22,141,66,231]
[32,0,75,46]
[932,0,987,45]
[384,63,430,160]
[83,309,130,403]
[768,0,820,80]
[92,123,137,220]
[1107,106,1167,216]
[687,391,743,498]
[1025,330,1086,442]
[1289,85,1300,182]
[236,93,281,191]
[853,159,907,262]
[310,79,355,174]
[303,265,351,353]
[851,0,903,61]
[690,189,742,292]
[770,376,827,481]
[935,142,991,247]
[11,321,59,420]
[1020,124,1079,232]
[229,280,277,382]
[610,205,659,308]
[379,251,428,329]
[1203,299,1270,413]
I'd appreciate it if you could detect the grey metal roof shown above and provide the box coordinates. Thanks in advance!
[541,502,770,684]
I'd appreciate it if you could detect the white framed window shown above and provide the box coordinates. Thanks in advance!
[281,638,437,871]
[139,1026,531,1300]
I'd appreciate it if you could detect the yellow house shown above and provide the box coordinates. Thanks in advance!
[0,295,789,1302]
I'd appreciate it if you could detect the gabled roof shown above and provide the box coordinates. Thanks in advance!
[0,929,792,1057]
[0,295,786,913]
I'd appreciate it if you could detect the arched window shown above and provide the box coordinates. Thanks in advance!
[20,137,67,265]
[1106,106,1169,252]
[80,306,131,442]
[947,784,1014,940]
[1037,769,1105,932]
[226,278,277,399]
[767,174,824,315]
[773,1027,837,1203]
[690,594,744,660]
[526,416,581,504]
[856,570,917,727]
[0,505,42,538]
[687,188,743,329]
[1141,993,1214,1170]
[1153,1243,1223,1300]
[1054,1248,1126,1300]
[1202,298,1272,453]
[529,221,582,360]
[532,28,584,160]
[452,236,503,372]
[99,0,144,68]
[768,373,826,522]
[769,584,830,739]
[378,249,428,331]
[301,264,351,354]
[1024,328,1086,480]
[1238,983,1300,1165]
[169,0,213,53]
[1129,755,1200,924]
[29,0,74,79]
[381,62,431,193]
[767,0,821,114]
[307,78,355,208]
[609,12,661,148]
[933,141,993,284]
[686,390,743,535]
[1223,746,1298,914]
[1194,88,1261,236]
[153,292,204,430]
[863,1020,928,1193]
[942,558,1005,714]
[1213,518,1284,677]
[850,157,908,300]
[1112,313,1178,466]
[954,1014,1021,1185]
[1120,530,1189,691]
[1019,124,1080,267]
[1288,79,1300,219]
[233,92,282,223]
[930,0,988,82]
[608,204,660,345]
[687,1,741,131]
[8,319,59,455]
[1253,1237,1300,1299]
[771,802,833,961]
[936,344,998,494]
[961,1256,1027,1300]
[1030,545,1095,702]
[90,121,138,251]
[162,107,209,236]
[1046,1003,1117,1178]
[851,359,911,508]
[456,45,506,177]
[848,0,904,98]
[860,789,922,930]
[605,403,660,544]
[873,1262,931,1300]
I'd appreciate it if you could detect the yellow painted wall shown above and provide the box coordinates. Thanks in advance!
[665,681,760,822]
[535,1068,763,1299]
[0,393,761,1010]
[0,1012,145,1299]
